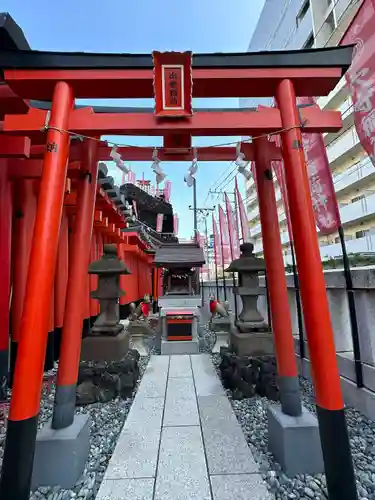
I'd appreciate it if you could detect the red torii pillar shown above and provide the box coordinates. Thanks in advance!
[0,160,12,401]
[10,179,37,384]
[276,79,357,500]
[253,136,302,417]
[0,81,74,500]
[89,230,99,322]
[52,139,99,430]
[54,209,70,362]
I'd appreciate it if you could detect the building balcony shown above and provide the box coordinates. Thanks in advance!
[251,222,262,237]
[247,185,282,222]
[323,98,354,149]
[246,177,256,192]
[280,230,290,245]
[251,208,287,237]
[340,193,375,225]
[326,125,361,168]
[319,234,375,260]
[317,76,347,111]
[254,239,263,254]
[247,202,260,222]
[334,157,375,194]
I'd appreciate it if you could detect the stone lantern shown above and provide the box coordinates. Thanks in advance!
[80,244,131,361]
[225,242,273,357]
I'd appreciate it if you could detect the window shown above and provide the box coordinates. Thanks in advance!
[297,0,310,26]
[303,33,314,49]
[352,194,365,203]
[356,230,369,239]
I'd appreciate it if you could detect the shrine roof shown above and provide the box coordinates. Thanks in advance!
[0,13,353,99]
[0,39,352,74]
[0,13,30,50]
[120,183,173,215]
[154,243,205,268]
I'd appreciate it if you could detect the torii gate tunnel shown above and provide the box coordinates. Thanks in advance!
[0,17,357,500]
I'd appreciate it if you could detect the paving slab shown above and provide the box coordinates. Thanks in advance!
[105,427,161,479]
[136,355,169,398]
[198,394,238,426]
[96,478,154,500]
[202,423,258,475]
[96,354,271,500]
[169,354,192,377]
[154,426,211,500]
[124,397,164,430]
[163,377,199,426]
[198,395,258,475]
[191,354,225,396]
[210,474,272,500]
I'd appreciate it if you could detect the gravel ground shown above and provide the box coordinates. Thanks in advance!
[3,325,375,500]
[0,354,150,500]
[211,352,375,500]
[198,322,217,353]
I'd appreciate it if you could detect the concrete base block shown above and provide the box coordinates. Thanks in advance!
[267,404,323,476]
[32,414,91,489]
[80,329,129,361]
[230,328,274,357]
[161,339,199,355]
[210,317,231,333]
[212,332,229,354]
[127,320,153,337]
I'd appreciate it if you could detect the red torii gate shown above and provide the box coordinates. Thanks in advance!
[0,39,357,500]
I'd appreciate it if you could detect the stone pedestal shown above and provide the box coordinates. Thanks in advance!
[80,329,130,362]
[230,327,274,357]
[210,317,231,333]
[159,304,200,355]
[210,317,231,352]
[127,320,153,337]
[32,415,90,489]
[161,338,199,354]
[267,404,323,476]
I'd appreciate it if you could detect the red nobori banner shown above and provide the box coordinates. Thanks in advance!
[258,104,294,241]
[272,159,294,242]
[249,161,257,183]
[197,232,205,250]
[224,193,240,260]
[132,200,138,219]
[152,51,193,118]
[270,134,294,242]
[298,97,341,234]
[212,213,221,266]
[341,0,375,168]
[128,170,136,184]
[173,214,179,235]
[235,177,249,243]
[218,205,231,266]
[164,180,172,202]
[156,213,164,232]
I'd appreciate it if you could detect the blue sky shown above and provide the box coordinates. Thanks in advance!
[3,0,265,238]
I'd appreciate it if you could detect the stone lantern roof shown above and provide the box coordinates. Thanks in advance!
[88,244,131,275]
[225,243,265,273]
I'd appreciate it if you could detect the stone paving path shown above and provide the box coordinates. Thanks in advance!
[96,354,272,500]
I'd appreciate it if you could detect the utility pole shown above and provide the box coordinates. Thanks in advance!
[189,205,216,304]
[193,177,198,243]
[208,188,239,317]
[208,189,239,235]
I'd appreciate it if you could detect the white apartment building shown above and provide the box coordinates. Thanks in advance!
[244,0,375,264]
